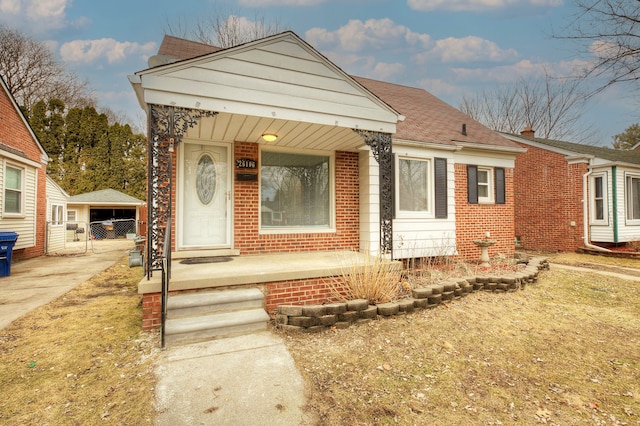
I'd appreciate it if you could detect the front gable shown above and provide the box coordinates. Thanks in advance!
[131,32,400,135]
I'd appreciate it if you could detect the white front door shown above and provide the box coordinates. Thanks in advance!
[179,142,231,249]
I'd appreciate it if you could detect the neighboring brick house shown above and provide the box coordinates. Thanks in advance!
[0,76,49,261]
[504,127,640,252]
[130,32,524,330]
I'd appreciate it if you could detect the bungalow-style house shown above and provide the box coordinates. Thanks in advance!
[0,76,49,261]
[504,127,640,252]
[129,32,523,338]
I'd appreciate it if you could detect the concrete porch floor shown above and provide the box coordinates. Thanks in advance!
[138,250,376,294]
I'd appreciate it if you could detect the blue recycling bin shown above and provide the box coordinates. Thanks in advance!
[0,231,19,277]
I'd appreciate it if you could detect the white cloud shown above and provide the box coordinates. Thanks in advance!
[0,0,78,31]
[417,78,462,97]
[372,62,405,81]
[306,18,430,52]
[407,0,562,12]
[416,36,518,64]
[450,58,584,83]
[60,38,156,64]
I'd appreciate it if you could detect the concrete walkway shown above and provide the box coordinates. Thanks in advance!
[0,240,133,331]
[155,331,313,425]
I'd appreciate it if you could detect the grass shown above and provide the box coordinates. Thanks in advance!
[0,255,159,425]
[282,261,640,425]
[1,251,639,425]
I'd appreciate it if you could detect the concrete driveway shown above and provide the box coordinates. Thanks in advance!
[0,240,134,331]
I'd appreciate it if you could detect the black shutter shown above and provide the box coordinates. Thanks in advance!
[495,167,505,204]
[467,165,478,204]
[434,157,448,218]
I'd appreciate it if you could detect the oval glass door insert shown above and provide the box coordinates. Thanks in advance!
[196,154,216,205]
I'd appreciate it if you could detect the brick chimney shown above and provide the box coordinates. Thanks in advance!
[520,126,535,137]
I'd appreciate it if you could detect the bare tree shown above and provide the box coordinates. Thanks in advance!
[459,70,596,143]
[0,25,95,110]
[166,4,285,48]
[558,0,640,95]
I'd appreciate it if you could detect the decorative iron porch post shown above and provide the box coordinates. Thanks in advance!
[146,104,217,278]
[354,129,393,256]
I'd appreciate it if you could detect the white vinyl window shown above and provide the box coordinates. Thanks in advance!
[51,204,64,226]
[477,167,493,203]
[4,164,23,216]
[592,174,606,222]
[397,157,430,217]
[260,150,333,231]
[626,174,640,221]
[67,210,77,222]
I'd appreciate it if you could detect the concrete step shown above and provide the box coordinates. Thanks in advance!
[164,308,271,346]
[167,288,264,319]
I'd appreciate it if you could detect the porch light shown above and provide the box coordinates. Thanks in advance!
[262,133,278,142]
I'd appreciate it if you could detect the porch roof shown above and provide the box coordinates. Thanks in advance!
[129,32,402,152]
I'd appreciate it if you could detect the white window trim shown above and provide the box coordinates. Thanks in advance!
[477,167,494,204]
[590,173,608,225]
[395,155,433,219]
[625,172,640,225]
[3,162,25,218]
[51,203,64,226]
[258,146,336,235]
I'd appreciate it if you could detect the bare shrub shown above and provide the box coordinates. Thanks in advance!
[331,252,402,304]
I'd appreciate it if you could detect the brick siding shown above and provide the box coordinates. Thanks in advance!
[514,143,586,252]
[233,142,359,254]
[454,163,516,259]
[0,86,46,260]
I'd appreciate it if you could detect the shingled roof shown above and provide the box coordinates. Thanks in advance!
[67,189,144,205]
[510,133,640,165]
[150,34,518,149]
[157,35,221,62]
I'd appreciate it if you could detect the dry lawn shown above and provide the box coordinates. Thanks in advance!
[0,256,159,425]
[282,258,640,425]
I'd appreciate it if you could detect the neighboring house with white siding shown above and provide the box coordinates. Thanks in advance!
[0,76,49,261]
[45,176,69,253]
[504,128,640,252]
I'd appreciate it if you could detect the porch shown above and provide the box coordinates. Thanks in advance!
[138,250,380,344]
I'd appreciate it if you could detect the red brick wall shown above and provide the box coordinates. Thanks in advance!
[514,143,586,252]
[233,142,360,254]
[454,164,515,259]
[0,86,46,260]
[265,276,344,315]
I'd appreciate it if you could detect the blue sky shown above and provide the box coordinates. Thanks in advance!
[0,0,637,145]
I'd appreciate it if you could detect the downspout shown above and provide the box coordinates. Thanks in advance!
[583,169,611,252]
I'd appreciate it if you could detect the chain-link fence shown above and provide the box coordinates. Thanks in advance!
[46,219,138,255]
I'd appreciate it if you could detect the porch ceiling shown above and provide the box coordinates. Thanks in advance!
[184,111,367,152]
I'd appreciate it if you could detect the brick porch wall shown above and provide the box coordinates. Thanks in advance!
[233,142,360,254]
[454,164,516,259]
[514,143,586,252]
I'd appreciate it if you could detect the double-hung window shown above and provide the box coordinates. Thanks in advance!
[467,165,505,204]
[592,175,606,222]
[4,164,23,216]
[260,150,332,231]
[626,174,640,221]
[51,204,64,226]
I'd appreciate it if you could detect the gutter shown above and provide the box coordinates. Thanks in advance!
[582,169,611,252]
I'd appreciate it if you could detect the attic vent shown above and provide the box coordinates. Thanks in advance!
[461,123,467,136]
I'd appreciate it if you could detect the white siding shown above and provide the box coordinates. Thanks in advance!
[616,166,640,242]
[46,178,67,252]
[392,146,457,259]
[0,157,37,249]
[139,35,398,133]
[359,149,380,255]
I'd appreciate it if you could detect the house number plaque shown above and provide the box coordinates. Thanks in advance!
[236,158,257,169]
